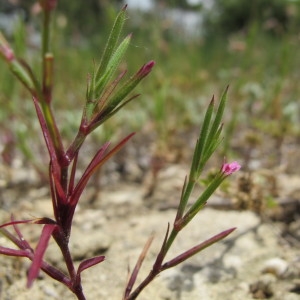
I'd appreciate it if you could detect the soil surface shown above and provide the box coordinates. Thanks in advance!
[1,135,300,300]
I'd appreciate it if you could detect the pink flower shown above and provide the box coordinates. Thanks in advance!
[221,161,241,175]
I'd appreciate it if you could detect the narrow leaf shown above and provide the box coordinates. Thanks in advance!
[77,255,105,275]
[32,97,60,177]
[107,61,155,110]
[70,142,110,205]
[94,34,131,99]
[18,58,44,99]
[124,234,154,298]
[0,246,30,257]
[85,62,97,121]
[0,227,28,250]
[11,215,32,250]
[192,97,214,178]
[71,133,134,207]
[209,86,228,140]
[27,224,56,288]
[32,218,56,225]
[51,170,67,205]
[74,255,105,289]
[90,94,139,131]
[176,171,197,220]
[175,176,188,222]
[9,59,35,91]
[161,227,236,271]
[95,69,127,115]
[189,138,201,180]
[0,219,34,229]
[153,223,170,271]
[49,163,59,220]
[95,6,127,82]
[68,151,79,196]
[181,173,225,228]
[86,68,94,101]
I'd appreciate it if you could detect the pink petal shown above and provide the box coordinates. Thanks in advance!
[221,161,241,175]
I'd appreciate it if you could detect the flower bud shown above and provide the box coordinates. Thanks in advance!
[136,60,155,79]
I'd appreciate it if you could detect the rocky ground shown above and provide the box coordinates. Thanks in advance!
[0,156,300,300]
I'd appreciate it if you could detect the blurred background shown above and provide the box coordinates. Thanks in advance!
[1,0,300,182]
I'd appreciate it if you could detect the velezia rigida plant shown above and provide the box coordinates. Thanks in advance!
[0,1,240,300]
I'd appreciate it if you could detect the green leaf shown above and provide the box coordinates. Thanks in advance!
[202,125,223,163]
[181,172,225,227]
[9,60,35,91]
[94,34,131,99]
[209,86,228,140]
[85,7,130,122]
[94,6,127,84]
[89,94,139,132]
[190,97,214,179]
[105,61,155,112]
[195,87,228,178]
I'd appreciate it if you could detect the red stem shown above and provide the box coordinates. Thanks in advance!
[125,270,158,300]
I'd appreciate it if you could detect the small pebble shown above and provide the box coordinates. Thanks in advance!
[262,257,288,278]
